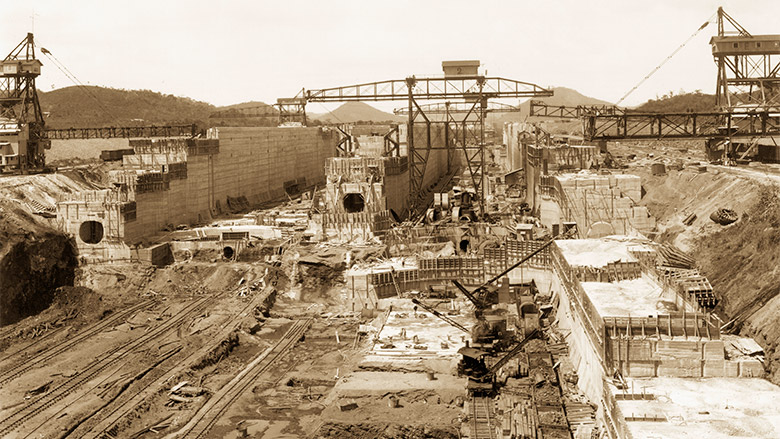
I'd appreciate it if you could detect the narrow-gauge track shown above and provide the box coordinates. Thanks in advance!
[471,396,495,439]
[0,298,157,384]
[168,318,313,439]
[77,287,278,439]
[0,296,213,437]
[0,326,68,364]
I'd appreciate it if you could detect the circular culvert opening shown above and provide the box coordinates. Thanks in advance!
[459,239,470,253]
[79,220,104,244]
[223,246,235,259]
[343,193,365,213]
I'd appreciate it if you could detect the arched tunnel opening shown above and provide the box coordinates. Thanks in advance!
[459,239,471,253]
[343,193,365,213]
[79,221,104,244]
[223,246,235,260]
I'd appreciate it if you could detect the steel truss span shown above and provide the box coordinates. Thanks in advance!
[45,124,197,140]
[302,76,552,217]
[305,76,552,102]
[583,111,780,141]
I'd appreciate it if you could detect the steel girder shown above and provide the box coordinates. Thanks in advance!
[583,111,780,141]
[303,76,552,217]
[305,76,552,102]
[529,100,625,118]
[393,101,521,116]
[45,124,197,140]
[275,97,307,126]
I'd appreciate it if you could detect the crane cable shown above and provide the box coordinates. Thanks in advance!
[616,11,717,106]
[36,42,121,121]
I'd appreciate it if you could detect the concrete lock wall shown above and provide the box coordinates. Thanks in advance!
[62,127,337,247]
[128,127,334,242]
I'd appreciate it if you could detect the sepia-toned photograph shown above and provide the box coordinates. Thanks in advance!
[1,1,779,437]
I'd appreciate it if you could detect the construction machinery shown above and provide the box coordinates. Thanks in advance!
[0,33,48,172]
[410,298,470,335]
[283,60,554,217]
[535,8,780,163]
[459,328,541,390]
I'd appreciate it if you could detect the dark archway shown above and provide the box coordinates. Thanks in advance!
[223,246,235,259]
[79,221,104,244]
[343,193,365,213]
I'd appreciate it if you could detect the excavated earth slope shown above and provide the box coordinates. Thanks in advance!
[640,166,780,385]
[0,200,78,325]
[0,170,104,326]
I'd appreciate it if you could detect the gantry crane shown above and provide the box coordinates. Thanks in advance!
[0,33,48,172]
[279,61,553,216]
[538,8,780,162]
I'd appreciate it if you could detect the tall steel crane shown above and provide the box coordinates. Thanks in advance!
[281,62,553,216]
[0,33,49,172]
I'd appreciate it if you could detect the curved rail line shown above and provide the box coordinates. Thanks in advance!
[78,288,278,439]
[170,318,312,439]
[0,296,213,437]
[0,299,157,384]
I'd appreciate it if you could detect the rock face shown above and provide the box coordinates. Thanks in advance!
[0,203,78,326]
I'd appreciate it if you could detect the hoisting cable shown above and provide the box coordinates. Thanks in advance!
[615,11,716,106]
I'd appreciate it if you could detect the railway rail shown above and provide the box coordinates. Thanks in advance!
[77,287,279,439]
[167,318,313,439]
[0,296,214,437]
[0,299,157,384]
[471,396,495,439]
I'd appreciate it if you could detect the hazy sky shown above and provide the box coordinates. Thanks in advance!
[3,0,779,111]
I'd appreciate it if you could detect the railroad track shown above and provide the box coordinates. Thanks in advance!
[471,396,495,439]
[0,325,68,364]
[0,296,213,437]
[168,318,313,439]
[0,298,157,384]
[78,287,278,439]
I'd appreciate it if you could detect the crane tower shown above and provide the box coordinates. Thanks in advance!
[0,33,49,172]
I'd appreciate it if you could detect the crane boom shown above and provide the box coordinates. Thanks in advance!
[451,280,489,309]
[483,328,540,377]
[411,298,470,334]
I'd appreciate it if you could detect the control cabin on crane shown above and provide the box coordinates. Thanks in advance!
[0,33,49,173]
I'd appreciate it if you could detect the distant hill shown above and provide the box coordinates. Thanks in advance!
[311,101,405,124]
[208,101,278,127]
[489,87,613,125]
[39,86,215,128]
[38,86,279,128]
[633,91,717,113]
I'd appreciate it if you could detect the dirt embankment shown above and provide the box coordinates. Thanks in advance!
[693,185,780,384]
[0,170,111,327]
[640,167,780,384]
[0,201,78,325]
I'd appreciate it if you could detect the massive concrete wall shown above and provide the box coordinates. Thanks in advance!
[60,127,337,247]
[211,127,334,205]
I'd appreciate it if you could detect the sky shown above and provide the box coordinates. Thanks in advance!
[2,0,779,112]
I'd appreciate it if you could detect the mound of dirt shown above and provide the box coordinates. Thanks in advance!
[0,201,78,326]
[639,168,759,251]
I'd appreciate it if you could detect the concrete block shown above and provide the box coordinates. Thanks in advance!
[739,359,764,377]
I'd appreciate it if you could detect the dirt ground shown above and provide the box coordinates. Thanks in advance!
[0,229,464,438]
